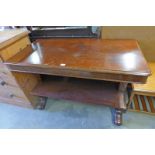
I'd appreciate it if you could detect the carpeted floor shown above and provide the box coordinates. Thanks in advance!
[0,99,155,129]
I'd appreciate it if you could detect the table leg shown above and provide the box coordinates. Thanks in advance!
[126,84,134,108]
[37,96,47,110]
[113,108,123,126]
[112,82,128,125]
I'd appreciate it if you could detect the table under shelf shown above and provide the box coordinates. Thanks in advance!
[3,38,151,125]
[31,76,127,110]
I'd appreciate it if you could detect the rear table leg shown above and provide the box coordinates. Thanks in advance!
[37,97,47,110]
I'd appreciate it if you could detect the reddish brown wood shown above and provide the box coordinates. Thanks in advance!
[31,77,127,110]
[2,38,151,125]
[5,39,151,83]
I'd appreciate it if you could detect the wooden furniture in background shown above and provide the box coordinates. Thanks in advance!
[101,26,155,62]
[0,29,40,108]
[129,94,155,113]
[133,63,155,96]
[4,38,151,125]
[128,62,155,109]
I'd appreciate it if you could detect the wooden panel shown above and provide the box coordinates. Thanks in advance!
[0,66,34,104]
[0,62,19,87]
[101,26,155,62]
[0,70,40,107]
[0,88,30,104]
[0,84,29,100]
[12,72,41,92]
[8,45,33,63]
[0,29,40,108]
[0,73,18,87]
[0,36,30,61]
[12,72,41,107]
[0,29,29,50]
[6,64,149,84]
[0,96,32,108]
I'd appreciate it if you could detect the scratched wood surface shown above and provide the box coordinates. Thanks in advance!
[5,39,151,83]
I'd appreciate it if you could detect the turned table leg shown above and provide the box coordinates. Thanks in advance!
[37,96,47,110]
[126,84,134,108]
[112,82,128,126]
[113,108,123,126]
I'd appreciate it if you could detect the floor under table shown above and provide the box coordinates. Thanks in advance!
[0,99,155,129]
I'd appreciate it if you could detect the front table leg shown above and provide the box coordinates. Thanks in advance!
[113,109,123,126]
[113,82,128,126]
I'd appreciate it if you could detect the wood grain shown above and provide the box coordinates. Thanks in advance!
[0,29,40,108]
[5,39,151,83]
[0,36,30,61]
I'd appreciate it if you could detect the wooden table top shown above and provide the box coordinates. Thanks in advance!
[6,39,151,83]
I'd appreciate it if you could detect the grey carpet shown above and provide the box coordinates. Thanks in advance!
[0,99,155,128]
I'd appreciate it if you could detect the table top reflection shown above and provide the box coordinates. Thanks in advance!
[20,39,151,76]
